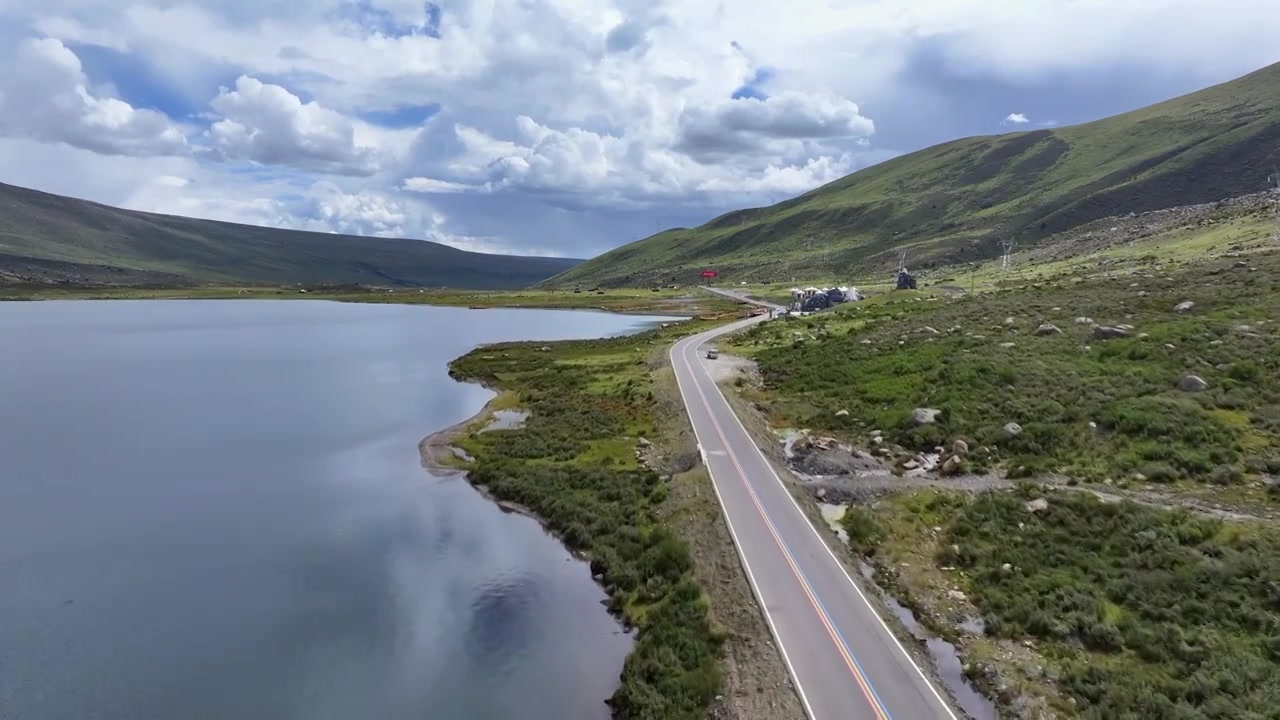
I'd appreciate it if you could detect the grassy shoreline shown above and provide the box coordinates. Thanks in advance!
[414,293,801,719]
[0,283,722,315]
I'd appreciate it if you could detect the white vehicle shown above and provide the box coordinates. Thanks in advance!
[706,348,719,360]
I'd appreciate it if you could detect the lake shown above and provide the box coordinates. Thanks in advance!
[0,300,677,720]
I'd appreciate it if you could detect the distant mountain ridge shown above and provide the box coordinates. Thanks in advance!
[548,61,1280,287]
[0,181,581,289]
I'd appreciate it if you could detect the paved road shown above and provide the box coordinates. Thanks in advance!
[703,285,785,309]
[670,311,957,720]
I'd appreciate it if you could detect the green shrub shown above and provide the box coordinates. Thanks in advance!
[842,507,885,556]
[944,489,1280,719]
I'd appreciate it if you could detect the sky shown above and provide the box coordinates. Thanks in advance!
[0,1,1277,260]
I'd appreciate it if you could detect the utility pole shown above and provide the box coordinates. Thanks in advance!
[1001,239,1015,273]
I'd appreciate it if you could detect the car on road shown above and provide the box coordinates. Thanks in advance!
[705,348,719,359]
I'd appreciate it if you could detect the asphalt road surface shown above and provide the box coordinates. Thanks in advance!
[670,311,958,720]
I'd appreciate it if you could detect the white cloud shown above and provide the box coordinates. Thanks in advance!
[677,91,874,158]
[1004,112,1030,124]
[0,38,187,157]
[205,76,384,175]
[402,177,484,194]
[3,0,1280,259]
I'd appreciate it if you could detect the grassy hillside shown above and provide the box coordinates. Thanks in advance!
[0,181,580,290]
[552,61,1280,288]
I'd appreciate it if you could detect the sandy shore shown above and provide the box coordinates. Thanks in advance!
[417,412,477,477]
[417,398,546,525]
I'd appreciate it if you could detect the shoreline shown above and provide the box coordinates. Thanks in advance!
[417,395,546,525]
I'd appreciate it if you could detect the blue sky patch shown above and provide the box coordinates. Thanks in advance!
[69,42,239,120]
[333,1,442,38]
[731,68,773,101]
[359,103,441,128]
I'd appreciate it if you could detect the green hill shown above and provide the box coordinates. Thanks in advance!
[551,61,1280,288]
[0,181,580,289]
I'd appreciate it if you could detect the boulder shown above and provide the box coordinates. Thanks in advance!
[1025,498,1050,514]
[1003,422,1023,437]
[835,409,850,417]
[903,460,920,471]
[1074,316,1094,325]
[637,437,652,447]
[1174,301,1195,313]
[999,342,1017,348]
[1034,323,1062,336]
[911,407,942,425]
[1178,375,1209,392]
[952,439,970,456]
[942,455,963,475]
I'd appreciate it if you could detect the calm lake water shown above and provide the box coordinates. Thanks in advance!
[0,300,678,720]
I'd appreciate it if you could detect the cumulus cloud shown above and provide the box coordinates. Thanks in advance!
[205,76,383,175]
[677,91,874,158]
[4,0,1280,258]
[0,38,187,157]
[1004,112,1030,124]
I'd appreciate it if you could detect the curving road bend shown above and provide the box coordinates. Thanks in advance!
[670,308,958,720]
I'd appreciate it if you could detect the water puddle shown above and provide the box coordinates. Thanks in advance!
[480,409,529,432]
[818,503,848,543]
[780,428,806,458]
[858,561,998,720]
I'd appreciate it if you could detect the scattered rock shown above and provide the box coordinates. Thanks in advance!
[911,407,942,425]
[1092,324,1132,340]
[1074,316,1094,325]
[815,487,827,500]
[871,436,884,445]
[1178,375,1209,392]
[952,439,969,456]
[539,346,552,351]
[999,342,1017,348]
[835,409,850,417]
[947,589,968,602]
[942,455,962,475]
[637,437,652,447]
[1003,316,1016,326]
[1164,343,1176,350]
[1001,563,1013,573]
[1034,323,1062,336]
[923,326,939,334]
[1025,498,1050,514]
[869,430,883,438]
[903,460,921,471]
[1174,301,1195,313]
[1003,422,1023,437]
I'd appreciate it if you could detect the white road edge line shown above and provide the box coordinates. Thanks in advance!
[670,328,821,720]
[691,317,960,719]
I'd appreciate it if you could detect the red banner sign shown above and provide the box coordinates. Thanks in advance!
[701,270,717,278]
